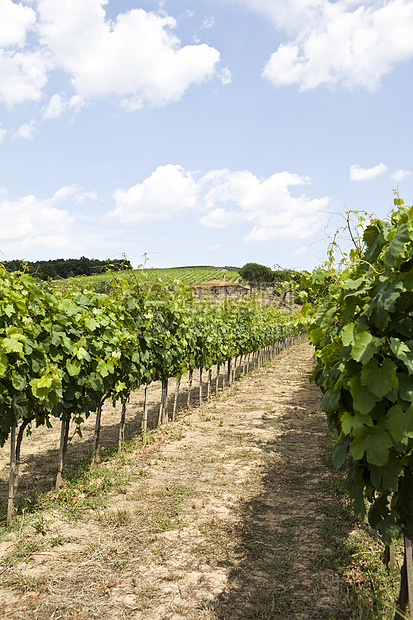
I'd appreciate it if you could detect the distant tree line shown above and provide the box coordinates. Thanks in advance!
[1,256,132,281]
[239,262,301,285]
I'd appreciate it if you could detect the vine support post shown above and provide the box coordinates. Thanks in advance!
[396,538,413,620]
[92,402,103,465]
[207,369,212,400]
[232,356,237,382]
[384,497,395,572]
[158,379,168,425]
[118,399,127,453]
[199,368,203,404]
[13,420,29,498]
[6,426,16,527]
[7,420,31,523]
[406,538,413,619]
[56,419,70,490]
[216,364,220,394]
[142,384,149,434]
[162,379,169,424]
[172,379,180,422]
[187,370,193,409]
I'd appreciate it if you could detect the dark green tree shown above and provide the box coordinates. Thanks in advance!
[239,262,274,284]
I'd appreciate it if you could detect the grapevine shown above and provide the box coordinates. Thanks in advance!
[309,197,413,615]
[0,267,306,523]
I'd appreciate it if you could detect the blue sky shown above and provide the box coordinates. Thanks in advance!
[1,0,413,271]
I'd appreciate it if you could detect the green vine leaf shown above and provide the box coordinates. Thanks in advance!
[360,358,398,399]
[350,427,392,466]
[384,403,413,442]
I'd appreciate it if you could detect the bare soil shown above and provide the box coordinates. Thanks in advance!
[0,340,349,619]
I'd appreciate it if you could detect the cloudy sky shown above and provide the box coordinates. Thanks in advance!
[1,0,412,271]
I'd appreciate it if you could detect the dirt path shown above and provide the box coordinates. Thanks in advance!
[0,340,347,619]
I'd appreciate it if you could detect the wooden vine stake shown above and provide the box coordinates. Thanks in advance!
[172,379,180,422]
[118,400,127,453]
[56,419,70,490]
[199,368,203,404]
[384,497,395,573]
[187,370,193,409]
[406,538,413,620]
[7,420,30,525]
[162,379,168,424]
[91,402,103,465]
[141,384,149,440]
[395,538,413,620]
[6,426,16,527]
[216,364,220,393]
[207,369,212,400]
[158,379,168,425]
[14,421,29,498]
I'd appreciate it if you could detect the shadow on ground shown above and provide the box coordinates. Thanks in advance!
[204,370,354,620]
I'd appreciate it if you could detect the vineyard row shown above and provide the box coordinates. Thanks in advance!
[0,268,307,523]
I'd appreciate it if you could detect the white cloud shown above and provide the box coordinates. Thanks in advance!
[0,1,220,109]
[237,0,413,91]
[350,162,387,181]
[0,195,74,246]
[0,49,52,107]
[219,67,232,86]
[111,164,199,223]
[0,123,6,142]
[37,0,220,109]
[201,16,215,29]
[0,1,49,106]
[0,185,96,256]
[14,119,36,139]
[42,93,86,119]
[0,0,36,47]
[110,164,330,241]
[199,207,249,228]
[294,245,308,255]
[48,185,98,205]
[391,169,412,183]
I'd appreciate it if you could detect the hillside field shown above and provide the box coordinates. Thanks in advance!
[51,265,243,291]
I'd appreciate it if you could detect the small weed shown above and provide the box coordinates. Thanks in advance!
[5,537,45,563]
[104,508,132,526]
[151,548,167,564]
[50,534,65,546]
[164,571,183,582]
[148,509,185,532]
[33,513,53,535]
[6,573,49,593]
